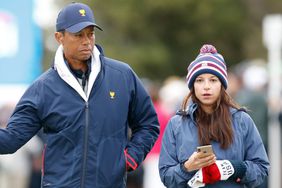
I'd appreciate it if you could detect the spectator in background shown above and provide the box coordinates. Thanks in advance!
[233,60,268,150]
[141,79,174,188]
[227,60,269,188]
[158,77,189,116]
[0,103,42,188]
[28,129,45,188]
[226,71,242,99]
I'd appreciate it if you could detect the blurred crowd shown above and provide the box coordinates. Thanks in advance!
[0,59,279,188]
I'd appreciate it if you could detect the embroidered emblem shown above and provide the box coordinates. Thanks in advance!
[79,9,86,16]
[109,91,115,99]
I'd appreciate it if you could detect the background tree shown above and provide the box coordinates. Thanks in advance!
[45,0,282,81]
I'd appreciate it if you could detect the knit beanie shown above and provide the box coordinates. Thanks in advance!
[186,44,228,89]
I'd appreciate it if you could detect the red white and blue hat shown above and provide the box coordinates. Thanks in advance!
[186,44,228,89]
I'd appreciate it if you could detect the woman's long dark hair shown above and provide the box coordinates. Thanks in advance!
[181,86,241,149]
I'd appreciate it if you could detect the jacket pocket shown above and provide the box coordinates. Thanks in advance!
[42,124,82,187]
[96,138,126,187]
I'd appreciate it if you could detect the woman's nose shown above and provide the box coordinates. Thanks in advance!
[203,80,211,89]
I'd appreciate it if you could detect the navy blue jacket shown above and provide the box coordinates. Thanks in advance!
[0,45,159,188]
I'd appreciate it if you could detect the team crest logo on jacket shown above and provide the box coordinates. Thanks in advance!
[109,91,115,99]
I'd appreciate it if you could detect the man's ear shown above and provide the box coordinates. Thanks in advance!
[55,32,64,44]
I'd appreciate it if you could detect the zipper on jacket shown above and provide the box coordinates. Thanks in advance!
[81,102,89,188]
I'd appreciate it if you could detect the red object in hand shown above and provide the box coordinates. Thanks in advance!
[207,160,235,182]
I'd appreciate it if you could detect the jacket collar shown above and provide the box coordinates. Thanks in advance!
[176,100,197,122]
[176,99,241,121]
[53,45,101,101]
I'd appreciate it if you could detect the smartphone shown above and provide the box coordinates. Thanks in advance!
[197,145,213,154]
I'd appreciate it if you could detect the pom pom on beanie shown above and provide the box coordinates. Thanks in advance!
[186,44,228,89]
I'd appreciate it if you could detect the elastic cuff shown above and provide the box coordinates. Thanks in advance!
[229,160,247,181]
[124,149,138,171]
[180,160,189,172]
[178,161,197,180]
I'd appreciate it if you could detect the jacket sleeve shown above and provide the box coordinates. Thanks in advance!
[159,119,195,188]
[239,112,270,187]
[125,69,160,171]
[0,83,42,154]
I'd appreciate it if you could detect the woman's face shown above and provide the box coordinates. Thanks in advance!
[194,73,222,113]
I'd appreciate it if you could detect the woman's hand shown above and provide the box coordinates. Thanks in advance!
[183,151,216,172]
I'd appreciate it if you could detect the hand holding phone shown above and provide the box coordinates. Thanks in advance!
[197,145,213,154]
[183,145,215,172]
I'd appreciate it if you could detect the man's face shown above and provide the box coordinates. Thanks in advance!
[56,26,95,64]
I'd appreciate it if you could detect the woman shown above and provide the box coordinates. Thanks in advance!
[159,44,269,188]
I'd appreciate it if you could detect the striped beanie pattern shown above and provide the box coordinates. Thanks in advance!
[186,44,228,89]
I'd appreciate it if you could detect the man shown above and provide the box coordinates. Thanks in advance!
[0,2,159,188]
